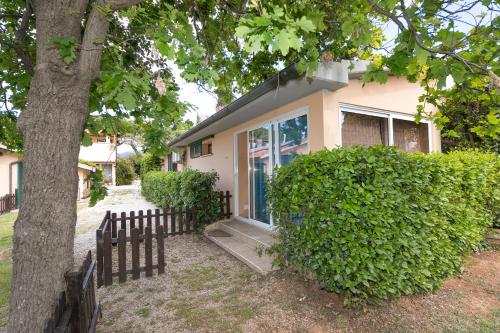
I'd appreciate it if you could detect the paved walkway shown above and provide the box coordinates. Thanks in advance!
[73,181,157,262]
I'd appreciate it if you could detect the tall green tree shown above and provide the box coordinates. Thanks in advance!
[0,1,341,330]
[0,1,202,330]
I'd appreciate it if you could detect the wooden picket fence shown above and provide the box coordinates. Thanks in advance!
[0,193,16,215]
[96,191,232,287]
[44,251,101,332]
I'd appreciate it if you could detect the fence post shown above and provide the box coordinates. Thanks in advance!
[163,208,169,229]
[154,209,160,229]
[138,210,144,235]
[96,229,103,287]
[219,191,224,219]
[178,207,184,235]
[66,271,83,332]
[157,225,165,275]
[103,231,112,286]
[145,226,153,277]
[120,212,127,236]
[131,228,140,280]
[118,229,127,283]
[171,207,176,236]
[130,211,136,229]
[146,209,152,228]
[225,190,231,219]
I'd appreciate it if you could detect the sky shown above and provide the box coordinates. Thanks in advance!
[118,64,218,156]
[168,62,219,124]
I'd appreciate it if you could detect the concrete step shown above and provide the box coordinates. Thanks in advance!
[205,219,277,275]
[220,219,275,249]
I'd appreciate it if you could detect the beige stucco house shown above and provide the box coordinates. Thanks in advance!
[79,134,117,185]
[77,163,95,201]
[1,144,94,203]
[167,61,441,230]
[0,144,20,197]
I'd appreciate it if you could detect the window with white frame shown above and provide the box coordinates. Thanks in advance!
[340,106,431,153]
[341,112,389,147]
[189,141,202,158]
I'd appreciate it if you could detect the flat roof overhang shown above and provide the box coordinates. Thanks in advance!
[170,61,352,148]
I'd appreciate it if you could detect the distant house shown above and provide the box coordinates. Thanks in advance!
[79,133,117,185]
[77,163,95,200]
[167,61,441,229]
[164,150,185,172]
[0,144,21,197]
[0,144,95,202]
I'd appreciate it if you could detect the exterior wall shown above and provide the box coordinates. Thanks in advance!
[112,163,116,186]
[77,168,92,200]
[185,90,325,193]
[323,77,441,152]
[178,77,441,216]
[0,149,20,196]
[79,142,117,163]
[79,135,117,185]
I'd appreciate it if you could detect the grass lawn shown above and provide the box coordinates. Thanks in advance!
[0,212,16,326]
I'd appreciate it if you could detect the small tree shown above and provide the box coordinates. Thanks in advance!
[116,158,136,185]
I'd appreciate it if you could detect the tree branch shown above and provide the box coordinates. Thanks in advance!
[78,0,144,81]
[3,0,35,74]
[366,0,500,88]
[106,0,143,10]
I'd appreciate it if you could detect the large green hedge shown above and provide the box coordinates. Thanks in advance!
[141,169,221,223]
[267,146,499,305]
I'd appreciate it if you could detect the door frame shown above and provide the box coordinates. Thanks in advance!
[233,106,310,229]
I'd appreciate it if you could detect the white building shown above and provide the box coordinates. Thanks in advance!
[79,134,117,185]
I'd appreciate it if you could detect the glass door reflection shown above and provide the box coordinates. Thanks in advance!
[248,126,271,224]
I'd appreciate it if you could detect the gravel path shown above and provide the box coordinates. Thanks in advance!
[73,181,157,263]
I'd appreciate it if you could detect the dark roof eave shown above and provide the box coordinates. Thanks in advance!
[168,64,301,147]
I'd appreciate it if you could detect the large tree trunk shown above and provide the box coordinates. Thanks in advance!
[8,1,90,331]
[8,78,90,332]
[8,0,142,330]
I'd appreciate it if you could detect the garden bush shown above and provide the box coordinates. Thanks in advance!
[267,146,499,305]
[141,169,221,224]
[139,152,163,179]
[116,158,136,185]
[86,168,108,207]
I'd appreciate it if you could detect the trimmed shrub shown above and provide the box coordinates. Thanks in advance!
[140,153,163,179]
[116,158,136,185]
[267,146,499,305]
[141,169,221,224]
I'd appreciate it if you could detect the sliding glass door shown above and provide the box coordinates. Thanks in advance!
[248,126,271,224]
[240,110,309,226]
[278,114,308,166]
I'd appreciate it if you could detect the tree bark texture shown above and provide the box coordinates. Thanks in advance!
[7,0,142,331]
